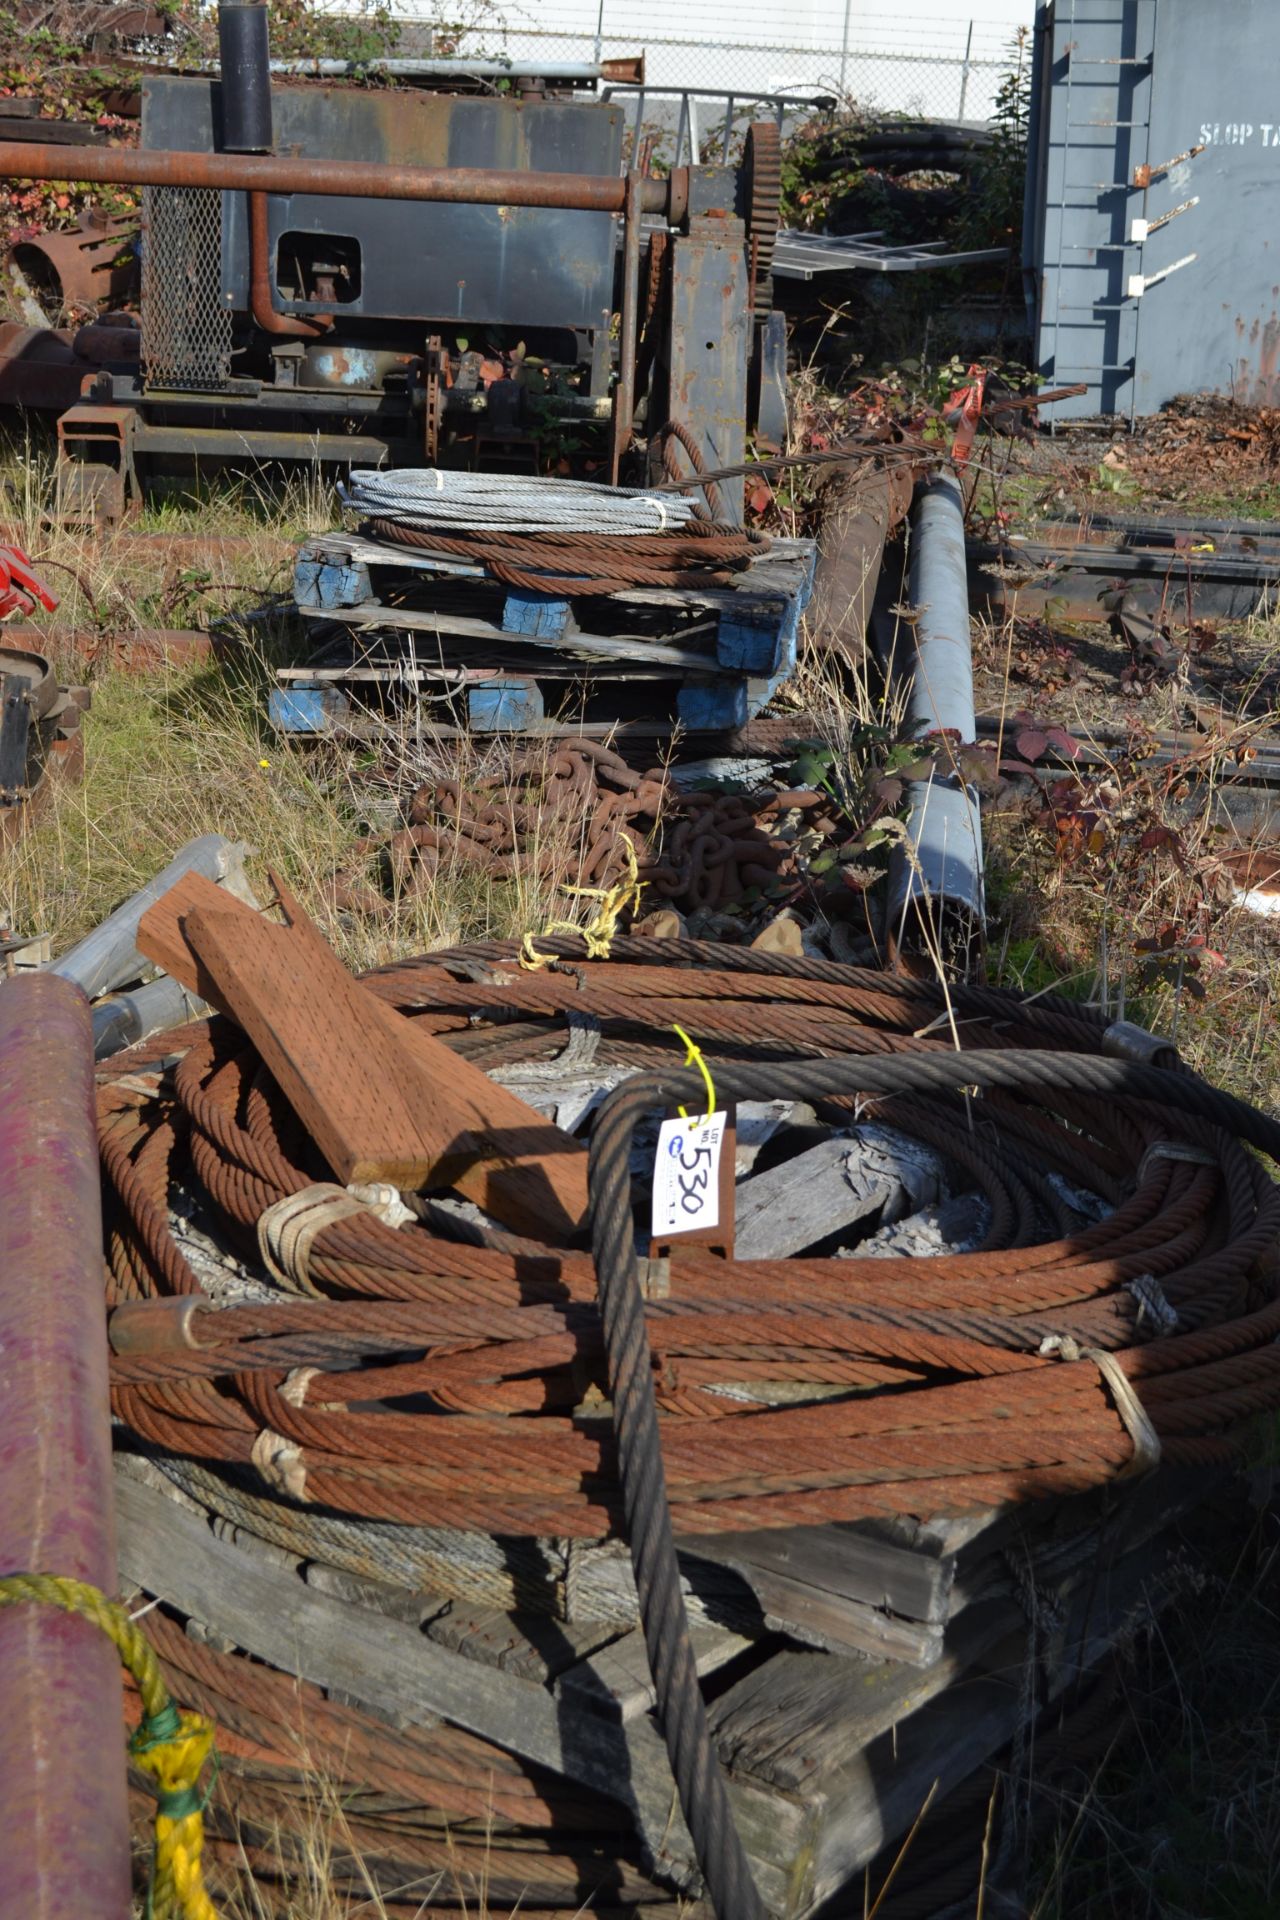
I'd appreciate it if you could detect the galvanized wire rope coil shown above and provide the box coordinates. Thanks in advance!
[341,467,706,535]
[353,424,769,594]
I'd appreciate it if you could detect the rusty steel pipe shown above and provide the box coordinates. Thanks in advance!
[248,190,331,338]
[0,975,130,1918]
[0,140,670,214]
[610,169,644,486]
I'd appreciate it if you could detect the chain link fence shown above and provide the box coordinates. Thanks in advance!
[387,5,1029,126]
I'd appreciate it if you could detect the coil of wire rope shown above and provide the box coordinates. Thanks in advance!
[96,935,1280,1915]
[350,424,769,595]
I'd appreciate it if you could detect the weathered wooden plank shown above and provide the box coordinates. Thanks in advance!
[684,1522,957,1631]
[734,1140,891,1260]
[799,1539,1179,1911]
[688,1550,945,1665]
[710,1497,1190,1808]
[297,598,718,671]
[423,1599,622,1683]
[303,1557,451,1628]
[558,1624,753,1723]
[115,1466,696,1888]
[708,1595,1025,1793]
[114,1466,806,1914]
[137,873,589,1239]
[731,1125,944,1263]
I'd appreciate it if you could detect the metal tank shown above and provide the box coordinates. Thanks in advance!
[1026,0,1280,418]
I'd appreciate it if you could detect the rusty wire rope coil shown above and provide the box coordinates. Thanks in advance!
[96,936,1280,1913]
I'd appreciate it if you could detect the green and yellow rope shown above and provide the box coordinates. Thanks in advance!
[0,1573,219,1920]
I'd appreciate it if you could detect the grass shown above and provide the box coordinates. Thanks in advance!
[978,594,1280,1109]
[0,447,620,969]
[920,456,1280,1914]
[1025,1495,1280,1920]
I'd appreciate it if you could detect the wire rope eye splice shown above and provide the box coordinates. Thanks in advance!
[586,1043,1280,1918]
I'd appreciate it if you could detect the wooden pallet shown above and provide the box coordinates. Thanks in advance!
[116,1452,1214,1919]
[275,528,817,736]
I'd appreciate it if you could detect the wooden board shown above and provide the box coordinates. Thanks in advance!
[684,1522,958,1632]
[137,872,589,1239]
[686,1465,1224,1672]
[114,1462,808,1915]
[687,1550,945,1665]
[558,1624,753,1724]
[733,1139,894,1260]
[423,1599,622,1683]
[297,599,719,671]
[794,1539,1179,1913]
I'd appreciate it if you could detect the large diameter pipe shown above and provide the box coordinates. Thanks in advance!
[218,0,273,154]
[52,832,250,1001]
[0,975,130,1918]
[888,472,985,944]
[0,140,667,214]
[92,973,206,1061]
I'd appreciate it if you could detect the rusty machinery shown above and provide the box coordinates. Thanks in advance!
[0,1,785,524]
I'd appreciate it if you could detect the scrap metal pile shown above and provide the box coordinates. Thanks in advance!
[91,873,1280,1918]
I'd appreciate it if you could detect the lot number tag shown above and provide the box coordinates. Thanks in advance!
[652,1110,728,1239]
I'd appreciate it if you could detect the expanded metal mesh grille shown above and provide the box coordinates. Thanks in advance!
[141,186,232,392]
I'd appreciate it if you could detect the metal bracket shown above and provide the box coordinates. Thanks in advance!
[0,671,32,803]
[1130,197,1199,243]
[1133,143,1205,189]
[55,402,139,528]
[1127,252,1197,299]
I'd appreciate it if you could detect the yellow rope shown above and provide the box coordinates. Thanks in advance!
[521,834,646,970]
[672,1024,717,1126]
[0,1572,219,1920]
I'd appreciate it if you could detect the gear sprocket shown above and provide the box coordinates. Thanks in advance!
[739,119,782,321]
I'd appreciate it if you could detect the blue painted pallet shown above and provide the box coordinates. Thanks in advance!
[269,677,546,736]
[283,530,816,736]
[293,531,816,688]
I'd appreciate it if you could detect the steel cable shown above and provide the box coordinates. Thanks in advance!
[94,939,1280,1913]
[583,1048,1280,1916]
[349,426,768,594]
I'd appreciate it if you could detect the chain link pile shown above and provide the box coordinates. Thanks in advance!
[332,739,857,922]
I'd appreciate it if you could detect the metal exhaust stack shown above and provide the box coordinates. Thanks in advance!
[888,472,985,965]
[0,975,130,1917]
[218,0,274,154]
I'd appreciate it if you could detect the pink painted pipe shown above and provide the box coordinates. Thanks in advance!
[0,974,130,1917]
